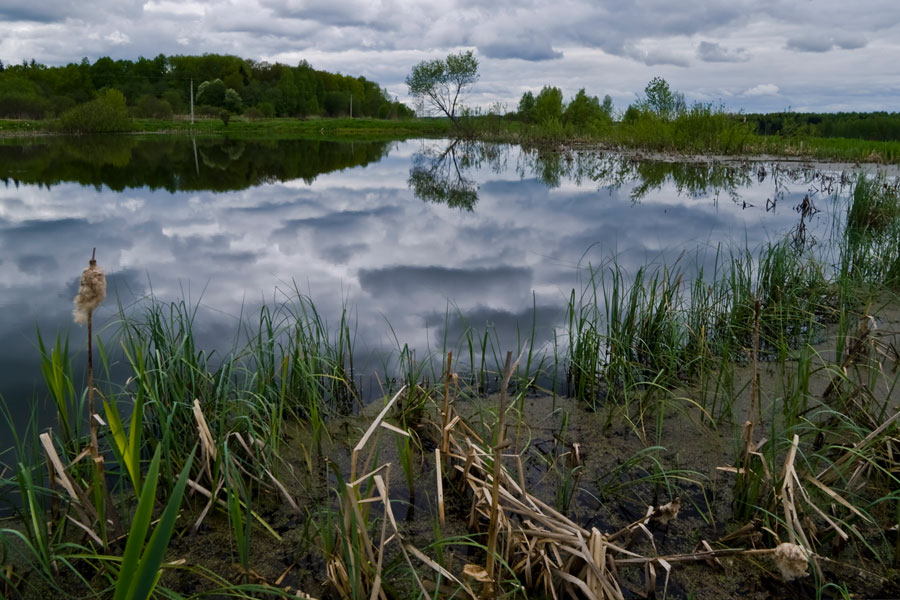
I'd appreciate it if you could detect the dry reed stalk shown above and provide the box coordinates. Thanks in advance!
[777,434,821,580]
[436,448,445,527]
[350,385,407,482]
[193,399,217,481]
[448,423,626,599]
[39,432,103,546]
[823,315,874,401]
[816,408,900,485]
[441,352,453,454]
[747,300,761,452]
[485,350,514,594]
[327,391,478,600]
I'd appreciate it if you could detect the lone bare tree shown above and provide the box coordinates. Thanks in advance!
[406,50,479,124]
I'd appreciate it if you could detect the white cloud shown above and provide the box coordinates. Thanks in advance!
[743,83,780,97]
[105,30,131,45]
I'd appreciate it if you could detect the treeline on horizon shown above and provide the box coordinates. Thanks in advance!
[0,54,414,122]
[745,111,900,142]
[501,79,900,144]
[2,52,900,147]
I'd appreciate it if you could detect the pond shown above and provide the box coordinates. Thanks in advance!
[0,135,855,443]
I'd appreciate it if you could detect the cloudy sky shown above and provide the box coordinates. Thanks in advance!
[1,0,899,113]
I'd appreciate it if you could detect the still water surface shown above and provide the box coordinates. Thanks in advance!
[0,136,851,441]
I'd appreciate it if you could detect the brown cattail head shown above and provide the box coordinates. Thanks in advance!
[73,255,106,324]
[773,542,809,581]
[654,497,681,525]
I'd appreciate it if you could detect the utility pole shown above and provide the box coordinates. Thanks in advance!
[190,78,194,124]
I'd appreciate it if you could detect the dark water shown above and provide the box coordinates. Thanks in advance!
[0,135,850,452]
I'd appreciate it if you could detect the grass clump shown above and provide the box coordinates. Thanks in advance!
[842,173,900,287]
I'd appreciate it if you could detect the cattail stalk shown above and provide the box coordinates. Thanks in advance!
[74,248,106,459]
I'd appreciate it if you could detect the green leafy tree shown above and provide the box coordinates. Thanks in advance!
[406,50,478,123]
[276,68,298,115]
[90,57,121,90]
[223,88,242,113]
[563,88,610,129]
[196,79,226,107]
[517,91,536,122]
[601,95,614,118]
[161,90,183,113]
[324,91,348,116]
[222,71,244,94]
[639,76,685,120]
[533,86,564,125]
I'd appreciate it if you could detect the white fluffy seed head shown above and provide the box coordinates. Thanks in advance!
[73,259,106,324]
[773,542,809,581]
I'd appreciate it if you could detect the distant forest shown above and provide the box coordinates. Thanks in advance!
[746,112,900,142]
[0,54,414,120]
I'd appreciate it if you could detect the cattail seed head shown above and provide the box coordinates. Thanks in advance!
[773,542,808,581]
[654,497,681,525]
[73,257,106,324]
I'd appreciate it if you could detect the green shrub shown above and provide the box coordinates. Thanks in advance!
[57,89,132,133]
[161,90,184,113]
[0,93,52,119]
[195,104,221,117]
[223,88,242,113]
[133,95,173,119]
[257,102,275,118]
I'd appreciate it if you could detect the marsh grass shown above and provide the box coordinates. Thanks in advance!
[3,172,900,597]
[35,332,83,460]
[842,173,900,287]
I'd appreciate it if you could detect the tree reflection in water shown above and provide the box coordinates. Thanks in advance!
[407,139,481,211]
[408,139,837,212]
[0,136,393,192]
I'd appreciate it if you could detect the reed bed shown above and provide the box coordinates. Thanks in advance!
[1,173,899,598]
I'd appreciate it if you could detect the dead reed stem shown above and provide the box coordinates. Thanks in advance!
[748,299,760,430]
[485,350,513,595]
[441,351,453,455]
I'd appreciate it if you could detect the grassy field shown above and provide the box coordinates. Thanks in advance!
[0,115,451,141]
[1,168,898,598]
[132,115,453,140]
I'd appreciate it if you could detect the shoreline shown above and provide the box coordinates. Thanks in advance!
[4,116,900,167]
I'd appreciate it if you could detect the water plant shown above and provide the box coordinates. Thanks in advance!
[112,445,195,600]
